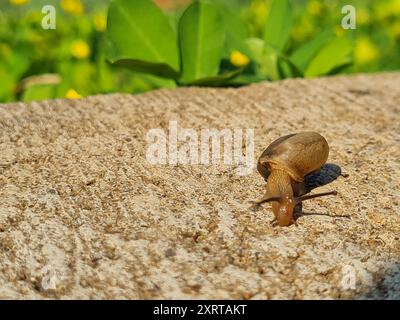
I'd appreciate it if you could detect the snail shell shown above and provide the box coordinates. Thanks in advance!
[257,132,329,182]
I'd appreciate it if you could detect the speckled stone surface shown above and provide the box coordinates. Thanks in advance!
[0,73,399,299]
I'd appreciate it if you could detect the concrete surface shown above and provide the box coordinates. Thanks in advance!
[0,72,399,299]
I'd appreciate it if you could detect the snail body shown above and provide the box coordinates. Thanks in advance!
[253,132,337,227]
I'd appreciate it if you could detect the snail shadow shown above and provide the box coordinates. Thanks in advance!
[294,204,351,221]
[304,163,342,193]
[295,163,349,221]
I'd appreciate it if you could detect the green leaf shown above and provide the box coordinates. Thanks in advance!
[22,84,57,102]
[262,45,280,80]
[106,0,180,78]
[5,51,30,79]
[120,73,177,92]
[110,59,180,79]
[277,54,304,78]
[244,39,281,80]
[290,30,335,72]
[187,68,244,86]
[179,1,224,84]
[245,38,265,64]
[226,73,266,86]
[263,0,293,52]
[135,73,177,89]
[58,61,95,95]
[217,5,250,58]
[0,66,16,102]
[305,38,353,78]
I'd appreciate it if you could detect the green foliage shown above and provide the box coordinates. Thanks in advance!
[0,0,398,102]
[107,0,180,78]
[290,30,336,72]
[22,84,57,102]
[107,0,241,86]
[217,5,250,58]
[263,0,293,52]
[106,0,354,86]
[304,37,353,77]
[178,1,224,84]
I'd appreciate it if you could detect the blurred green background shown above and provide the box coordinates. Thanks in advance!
[0,0,399,102]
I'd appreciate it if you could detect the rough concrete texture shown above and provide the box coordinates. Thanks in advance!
[0,73,399,299]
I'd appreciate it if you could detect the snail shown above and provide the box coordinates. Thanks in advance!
[252,132,337,227]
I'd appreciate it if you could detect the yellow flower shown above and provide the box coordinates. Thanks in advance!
[93,13,107,32]
[354,38,379,65]
[230,50,250,67]
[307,0,322,16]
[65,89,82,99]
[9,0,29,5]
[70,40,90,59]
[61,0,84,16]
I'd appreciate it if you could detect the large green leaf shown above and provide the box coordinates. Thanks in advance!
[179,1,224,84]
[106,0,180,78]
[290,30,335,72]
[263,0,293,52]
[217,5,250,58]
[305,38,353,77]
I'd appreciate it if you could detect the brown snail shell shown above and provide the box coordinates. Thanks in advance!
[257,132,329,182]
